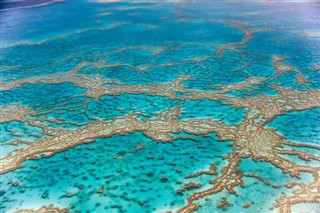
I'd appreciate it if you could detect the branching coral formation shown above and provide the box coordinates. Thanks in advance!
[1,54,319,213]
[1,12,319,213]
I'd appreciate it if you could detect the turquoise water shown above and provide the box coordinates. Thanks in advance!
[1,132,233,212]
[1,1,320,213]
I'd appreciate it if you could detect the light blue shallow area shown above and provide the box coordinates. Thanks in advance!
[267,108,320,146]
[0,132,233,213]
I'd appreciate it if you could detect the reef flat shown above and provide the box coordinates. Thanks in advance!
[0,0,319,213]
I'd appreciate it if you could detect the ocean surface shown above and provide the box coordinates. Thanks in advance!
[0,0,320,213]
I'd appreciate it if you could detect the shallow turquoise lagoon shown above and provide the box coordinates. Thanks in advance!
[1,0,320,213]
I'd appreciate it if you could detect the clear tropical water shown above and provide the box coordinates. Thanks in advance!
[0,0,320,213]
